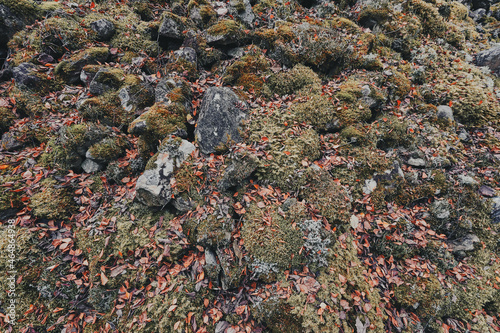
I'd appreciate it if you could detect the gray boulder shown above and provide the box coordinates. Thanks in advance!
[173,47,197,65]
[448,234,480,252]
[135,139,195,206]
[13,63,41,90]
[90,19,115,41]
[228,0,255,27]
[195,87,246,154]
[476,46,500,76]
[158,14,186,40]
[437,105,454,122]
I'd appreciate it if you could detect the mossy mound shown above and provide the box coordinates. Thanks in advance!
[87,135,129,163]
[255,235,385,332]
[244,109,321,190]
[299,167,351,225]
[422,61,499,126]
[128,102,188,156]
[0,107,16,135]
[267,63,321,96]
[30,178,76,220]
[40,122,108,170]
[223,46,270,94]
[0,226,78,331]
[9,16,91,60]
[78,91,134,127]
[54,47,109,84]
[242,201,307,279]
[183,206,234,248]
[0,175,24,214]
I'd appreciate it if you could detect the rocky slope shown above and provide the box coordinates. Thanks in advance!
[0,0,500,332]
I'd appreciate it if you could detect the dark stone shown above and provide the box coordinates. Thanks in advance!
[37,53,55,65]
[158,15,185,40]
[218,153,258,191]
[13,63,41,90]
[90,19,115,41]
[195,87,247,154]
[476,46,500,76]
[0,4,38,64]
[1,132,24,151]
[0,68,13,82]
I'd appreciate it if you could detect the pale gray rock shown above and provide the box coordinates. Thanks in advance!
[407,157,426,167]
[135,139,195,206]
[431,200,450,220]
[448,234,480,252]
[81,159,103,173]
[437,105,454,122]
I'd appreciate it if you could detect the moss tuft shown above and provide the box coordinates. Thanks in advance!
[30,178,75,220]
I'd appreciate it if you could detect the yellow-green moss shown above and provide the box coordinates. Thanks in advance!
[30,178,75,219]
[242,201,307,274]
[129,102,188,156]
[404,0,447,37]
[0,175,24,212]
[79,91,134,127]
[88,136,128,162]
[267,64,321,96]
[283,235,385,332]
[289,94,336,131]
[299,168,351,224]
[223,46,270,93]
[0,107,16,134]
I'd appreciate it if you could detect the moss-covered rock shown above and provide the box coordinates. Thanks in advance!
[242,201,307,279]
[206,19,245,45]
[78,91,135,127]
[30,178,76,219]
[128,102,188,156]
[267,64,321,96]
[223,46,270,94]
[54,47,109,84]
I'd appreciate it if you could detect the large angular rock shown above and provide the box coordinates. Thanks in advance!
[0,3,39,64]
[135,139,195,207]
[54,47,109,84]
[158,13,186,40]
[228,0,255,27]
[476,46,500,76]
[12,63,41,90]
[90,19,115,41]
[195,87,246,154]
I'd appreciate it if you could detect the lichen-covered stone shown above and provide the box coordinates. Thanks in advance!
[195,87,247,154]
[54,47,109,84]
[135,138,195,207]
